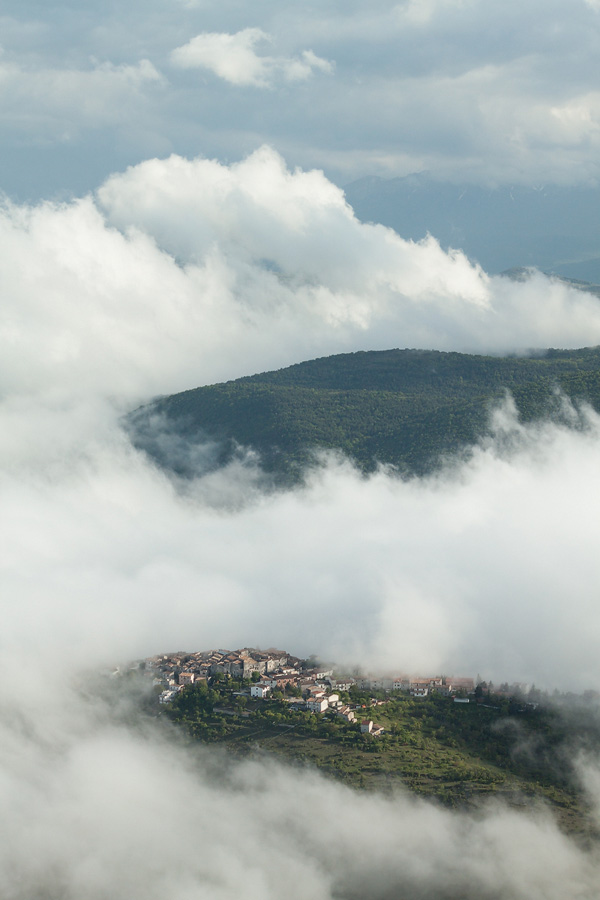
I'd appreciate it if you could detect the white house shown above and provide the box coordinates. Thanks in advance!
[251,684,271,699]
[306,697,328,713]
[360,719,384,735]
[159,688,182,704]
[307,687,326,699]
[333,680,355,691]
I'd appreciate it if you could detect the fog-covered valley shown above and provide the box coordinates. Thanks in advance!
[4,0,600,895]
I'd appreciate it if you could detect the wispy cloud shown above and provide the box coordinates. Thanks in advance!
[0,58,163,137]
[170,28,333,88]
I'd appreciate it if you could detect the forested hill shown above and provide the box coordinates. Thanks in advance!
[129,347,600,480]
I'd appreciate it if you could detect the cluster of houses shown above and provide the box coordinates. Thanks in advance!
[147,647,299,694]
[136,647,482,735]
[352,675,476,696]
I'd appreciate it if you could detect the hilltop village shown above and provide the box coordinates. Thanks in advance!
[136,646,493,734]
[123,646,598,831]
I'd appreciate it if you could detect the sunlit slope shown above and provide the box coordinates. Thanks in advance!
[163,681,593,835]
[131,347,600,478]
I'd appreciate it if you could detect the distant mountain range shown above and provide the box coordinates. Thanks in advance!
[129,346,600,482]
[343,174,600,282]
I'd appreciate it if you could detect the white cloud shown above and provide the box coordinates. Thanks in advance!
[0,147,599,415]
[1,680,600,900]
[5,391,600,690]
[3,304,600,897]
[3,6,600,894]
[0,148,599,691]
[96,147,600,355]
[2,389,600,889]
[170,28,333,88]
[2,368,600,888]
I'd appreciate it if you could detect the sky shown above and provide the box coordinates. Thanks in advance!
[2,0,600,199]
[3,2,600,898]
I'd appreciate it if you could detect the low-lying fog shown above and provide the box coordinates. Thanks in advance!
[3,149,600,898]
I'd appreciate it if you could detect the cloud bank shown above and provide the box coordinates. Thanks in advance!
[1,147,600,418]
[2,695,600,900]
[2,1,600,892]
[0,147,599,690]
[4,392,600,691]
[1,148,600,898]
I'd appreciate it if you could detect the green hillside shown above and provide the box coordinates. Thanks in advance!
[162,680,596,835]
[129,347,600,479]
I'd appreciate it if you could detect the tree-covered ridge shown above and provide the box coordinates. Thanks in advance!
[130,347,600,479]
